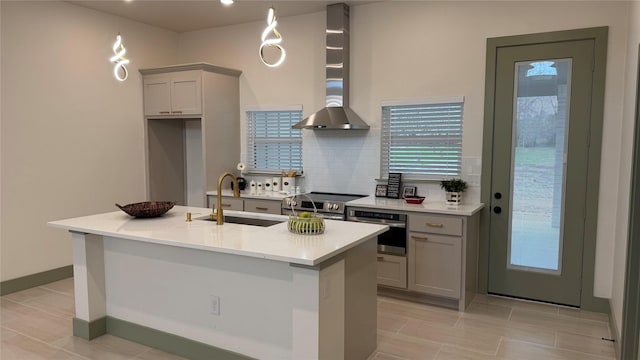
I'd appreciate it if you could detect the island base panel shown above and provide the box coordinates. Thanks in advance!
[69,235,378,359]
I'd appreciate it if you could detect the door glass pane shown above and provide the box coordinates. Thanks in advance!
[508,59,571,273]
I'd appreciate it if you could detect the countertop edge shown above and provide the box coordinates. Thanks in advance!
[47,207,387,266]
[345,196,485,216]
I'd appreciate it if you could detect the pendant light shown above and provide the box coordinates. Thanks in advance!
[259,7,286,67]
[110,33,130,81]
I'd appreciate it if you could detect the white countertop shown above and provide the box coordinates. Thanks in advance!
[48,206,388,266]
[346,196,484,216]
[206,189,291,200]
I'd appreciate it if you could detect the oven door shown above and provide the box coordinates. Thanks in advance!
[377,225,407,256]
[347,209,407,256]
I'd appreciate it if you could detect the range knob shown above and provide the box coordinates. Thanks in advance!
[292,200,298,206]
[332,203,339,210]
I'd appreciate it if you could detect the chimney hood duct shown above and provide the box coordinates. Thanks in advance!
[292,3,369,130]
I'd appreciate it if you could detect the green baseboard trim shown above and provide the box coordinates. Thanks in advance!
[73,317,107,340]
[106,316,255,360]
[581,295,610,314]
[609,300,621,359]
[0,265,73,296]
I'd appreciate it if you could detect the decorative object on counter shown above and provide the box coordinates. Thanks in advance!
[402,186,417,198]
[282,177,295,194]
[238,177,247,190]
[440,178,468,205]
[249,180,257,195]
[386,172,402,199]
[230,177,247,191]
[115,201,175,218]
[287,194,325,235]
[404,196,426,204]
[259,6,286,68]
[375,184,388,197]
[110,33,130,82]
[272,177,280,192]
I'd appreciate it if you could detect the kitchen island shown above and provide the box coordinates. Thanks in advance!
[48,206,388,360]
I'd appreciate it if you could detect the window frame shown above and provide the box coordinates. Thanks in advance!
[380,96,464,181]
[245,105,303,175]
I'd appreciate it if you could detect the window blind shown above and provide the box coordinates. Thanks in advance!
[247,109,303,173]
[381,101,463,179]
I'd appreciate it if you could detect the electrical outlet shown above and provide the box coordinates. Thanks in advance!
[210,295,220,316]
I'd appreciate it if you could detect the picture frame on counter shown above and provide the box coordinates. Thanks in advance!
[375,185,388,197]
[386,172,402,199]
[402,186,416,198]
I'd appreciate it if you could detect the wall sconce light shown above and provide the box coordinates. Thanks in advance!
[220,0,234,5]
[110,33,130,81]
[259,7,286,67]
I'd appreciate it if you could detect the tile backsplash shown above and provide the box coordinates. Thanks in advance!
[242,129,481,204]
[303,129,381,196]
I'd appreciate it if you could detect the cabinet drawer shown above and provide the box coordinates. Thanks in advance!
[377,254,407,289]
[409,213,462,236]
[244,199,281,215]
[212,197,243,211]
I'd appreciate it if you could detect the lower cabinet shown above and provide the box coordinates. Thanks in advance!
[377,254,407,289]
[207,195,282,215]
[408,232,461,298]
[244,199,282,214]
[378,211,479,312]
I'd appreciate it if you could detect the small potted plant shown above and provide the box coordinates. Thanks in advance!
[440,178,468,205]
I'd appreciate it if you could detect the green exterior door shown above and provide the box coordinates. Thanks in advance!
[488,39,595,306]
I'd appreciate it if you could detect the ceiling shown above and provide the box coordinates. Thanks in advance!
[67,1,374,33]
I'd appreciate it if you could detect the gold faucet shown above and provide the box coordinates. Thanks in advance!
[214,172,240,225]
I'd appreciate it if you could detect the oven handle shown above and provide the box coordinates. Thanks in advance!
[347,216,406,228]
[318,214,346,221]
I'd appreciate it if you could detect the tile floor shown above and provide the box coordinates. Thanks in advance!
[1,278,616,359]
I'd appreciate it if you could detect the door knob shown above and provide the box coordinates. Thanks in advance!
[493,206,502,214]
[494,192,502,199]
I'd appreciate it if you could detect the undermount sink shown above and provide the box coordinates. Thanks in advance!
[196,215,284,227]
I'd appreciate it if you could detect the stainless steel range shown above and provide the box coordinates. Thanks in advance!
[282,192,366,220]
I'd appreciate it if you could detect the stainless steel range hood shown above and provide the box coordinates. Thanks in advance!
[293,3,369,130]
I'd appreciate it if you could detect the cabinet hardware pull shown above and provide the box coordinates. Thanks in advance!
[426,223,444,228]
[221,204,231,207]
[172,110,183,114]
[411,235,428,241]
[255,207,269,211]
[159,111,170,114]
[377,256,384,261]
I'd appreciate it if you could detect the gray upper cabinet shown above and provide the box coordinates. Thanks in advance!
[141,63,242,207]
[143,71,202,116]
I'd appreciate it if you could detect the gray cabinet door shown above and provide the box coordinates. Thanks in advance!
[377,254,407,289]
[408,232,462,298]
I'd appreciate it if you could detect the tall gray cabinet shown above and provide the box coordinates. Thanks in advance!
[140,63,241,207]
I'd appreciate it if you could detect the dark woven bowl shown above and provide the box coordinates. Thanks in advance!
[116,201,175,218]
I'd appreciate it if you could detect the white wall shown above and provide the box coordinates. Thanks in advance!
[0,1,181,281]
[178,1,629,298]
[611,0,640,341]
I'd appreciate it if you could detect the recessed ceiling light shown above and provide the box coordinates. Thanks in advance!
[221,0,234,5]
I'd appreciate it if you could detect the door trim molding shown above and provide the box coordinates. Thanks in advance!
[479,27,609,312]
[620,43,640,360]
